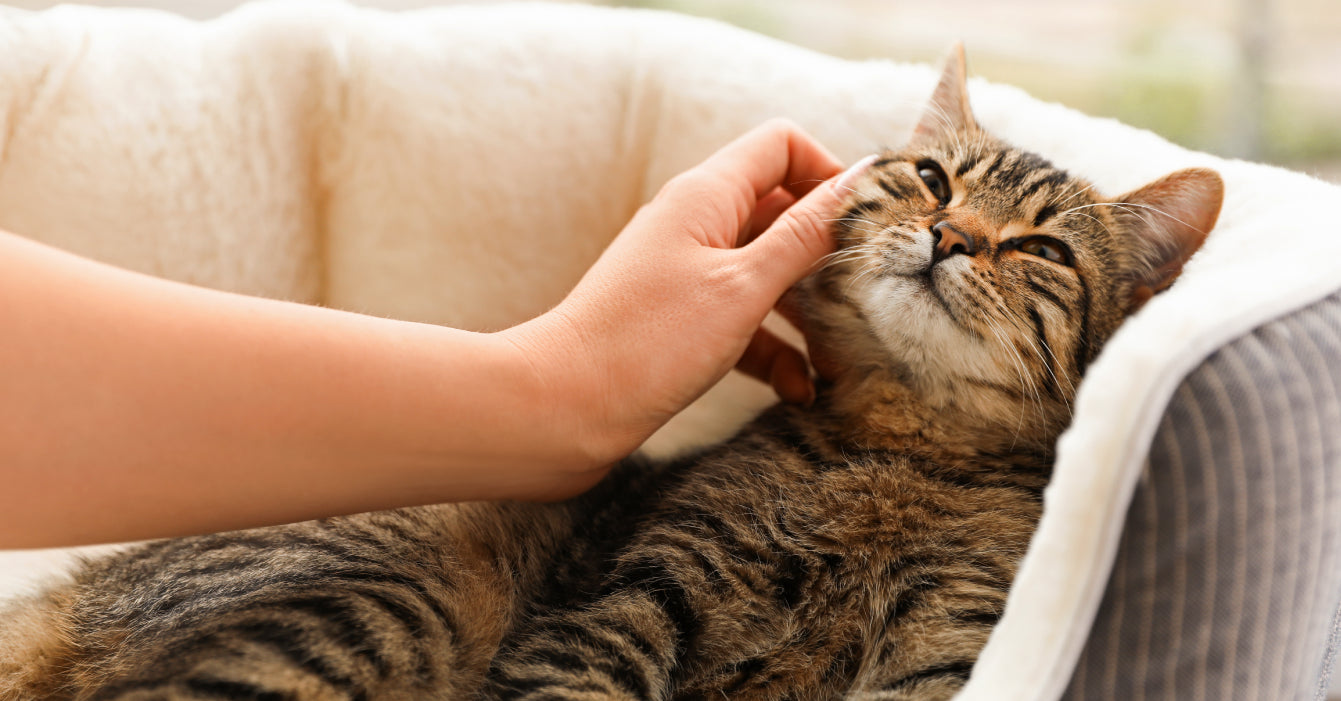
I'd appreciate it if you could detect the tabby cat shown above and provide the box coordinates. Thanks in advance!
[0,47,1223,700]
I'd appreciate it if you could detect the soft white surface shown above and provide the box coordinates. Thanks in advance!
[2,2,1339,698]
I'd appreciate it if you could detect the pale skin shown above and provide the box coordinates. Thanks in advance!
[0,121,870,549]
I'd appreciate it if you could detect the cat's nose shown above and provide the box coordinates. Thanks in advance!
[932,221,975,263]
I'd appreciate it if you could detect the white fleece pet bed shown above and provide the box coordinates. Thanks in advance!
[2,3,1340,699]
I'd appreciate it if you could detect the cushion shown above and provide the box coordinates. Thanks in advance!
[1064,290,1341,700]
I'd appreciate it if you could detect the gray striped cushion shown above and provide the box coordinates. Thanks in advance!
[1063,289,1341,700]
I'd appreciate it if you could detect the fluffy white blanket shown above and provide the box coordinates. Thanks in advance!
[2,2,1339,699]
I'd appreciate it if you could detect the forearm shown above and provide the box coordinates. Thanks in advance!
[0,120,849,548]
[0,231,599,547]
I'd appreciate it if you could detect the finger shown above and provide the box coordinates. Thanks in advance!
[735,327,814,405]
[650,121,842,249]
[776,292,841,383]
[738,161,867,297]
[700,119,844,203]
[739,187,796,247]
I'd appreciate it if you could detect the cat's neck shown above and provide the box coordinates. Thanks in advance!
[819,366,1063,459]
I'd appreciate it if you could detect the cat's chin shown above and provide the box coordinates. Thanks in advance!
[858,275,960,341]
[790,270,979,394]
[849,274,993,383]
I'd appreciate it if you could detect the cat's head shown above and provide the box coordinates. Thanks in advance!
[791,45,1223,449]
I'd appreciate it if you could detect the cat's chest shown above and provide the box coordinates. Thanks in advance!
[800,464,1037,598]
[654,449,1040,600]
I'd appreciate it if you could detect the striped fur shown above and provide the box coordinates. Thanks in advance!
[0,48,1223,700]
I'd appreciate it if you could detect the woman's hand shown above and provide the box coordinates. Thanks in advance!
[0,119,867,547]
[506,120,867,471]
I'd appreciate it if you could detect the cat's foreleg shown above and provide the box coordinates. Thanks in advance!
[481,583,683,701]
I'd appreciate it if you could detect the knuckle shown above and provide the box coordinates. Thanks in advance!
[759,116,801,137]
[790,203,829,239]
[655,172,701,203]
[782,204,835,258]
[707,255,753,293]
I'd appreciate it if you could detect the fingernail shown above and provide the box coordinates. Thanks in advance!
[834,154,879,192]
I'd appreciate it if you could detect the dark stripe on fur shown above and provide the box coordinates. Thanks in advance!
[878,175,918,202]
[278,595,394,676]
[952,608,1004,627]
[1072,274,1094,371]
[524,644,651,700]
[977,151,1008,181]
[1017,170,1068,203]
[613,558,700,654]
[721,656,770,695]
[223,620,362,696]
[955,152,981,178]
[882,660,975,693]
[1026,305,1062,400]
[183,676,294,701]
[1023,275,1069,313]
[1032,203,1058,228]
[845,199,883,218]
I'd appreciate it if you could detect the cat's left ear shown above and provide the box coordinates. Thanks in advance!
[1113,167,1224,311]
[912,43,980,143]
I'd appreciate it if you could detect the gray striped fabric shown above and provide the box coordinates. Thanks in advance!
[1063,289,1341,700]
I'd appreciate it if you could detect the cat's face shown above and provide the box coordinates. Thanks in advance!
[791,46,1223,444]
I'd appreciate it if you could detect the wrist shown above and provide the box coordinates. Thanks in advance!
[494,311,630,486]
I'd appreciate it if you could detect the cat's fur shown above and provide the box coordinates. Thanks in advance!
[0,48,1223,701]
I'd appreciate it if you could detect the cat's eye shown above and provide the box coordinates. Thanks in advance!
[916,160,952,207]
[1015,236,1074,266]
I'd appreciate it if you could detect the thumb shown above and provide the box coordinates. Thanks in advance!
[745,155,877,297]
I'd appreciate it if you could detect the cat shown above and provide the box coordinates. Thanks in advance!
[0,46,1222,701]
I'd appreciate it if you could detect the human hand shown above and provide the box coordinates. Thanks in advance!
[0,120,867,538]
[504,120,871,472]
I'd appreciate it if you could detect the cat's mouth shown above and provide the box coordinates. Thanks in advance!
[881,256,952,303]
[869,257,970,332]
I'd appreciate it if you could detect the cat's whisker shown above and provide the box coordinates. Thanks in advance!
[1063,201,1200,232]
[794,176,866,197]
[823,217,877,224]
[998,303,1075,416]
[817,244,881,271]
[924,102,967,155]
[948,272,1044,436]
[973,281,1052,433]
[827,219,888,235]
[821,254,869,275]
[977,313,1043,446]
[1046,181,1099,210]
[843,259,886,297]
[996,330,1047,429]
[1063,210,1110,233]
[825,248,877,267]
[826,215,890,233]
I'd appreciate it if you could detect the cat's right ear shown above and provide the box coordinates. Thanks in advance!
[1113,167,1224,311]
[912,42,979,143]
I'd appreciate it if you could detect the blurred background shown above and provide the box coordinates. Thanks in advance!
[7,0,1341,184]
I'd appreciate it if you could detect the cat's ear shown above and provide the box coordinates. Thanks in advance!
[912,43,979,143]
[1112,167,1224,311]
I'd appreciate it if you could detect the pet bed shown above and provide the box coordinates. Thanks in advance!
[0,3,1338,698]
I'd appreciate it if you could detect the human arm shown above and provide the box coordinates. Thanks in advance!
[0,120,859,548]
